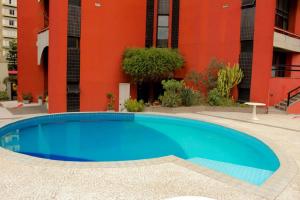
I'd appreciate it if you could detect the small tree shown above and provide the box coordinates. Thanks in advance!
[6,40,17,71]
[185,58,225,91]
[122,48,184,83]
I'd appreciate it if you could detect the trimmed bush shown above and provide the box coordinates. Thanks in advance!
[122,48,184,82]
[125,99,145,112]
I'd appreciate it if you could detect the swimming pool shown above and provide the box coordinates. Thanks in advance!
[0,113,280,185]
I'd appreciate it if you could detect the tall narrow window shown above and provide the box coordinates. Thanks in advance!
[145,0,155,47]
[156,0,170,48]
[171,0,180,48]
[67,0,81,112]
[276,0,289,30]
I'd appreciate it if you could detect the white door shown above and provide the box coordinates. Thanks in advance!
[119,83,130,112]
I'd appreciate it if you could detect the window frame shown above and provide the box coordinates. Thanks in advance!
[156,0,170,48]
[275,0,289,30]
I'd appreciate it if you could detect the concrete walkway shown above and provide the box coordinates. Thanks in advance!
[0,110,299,200]
[196,111,300,132]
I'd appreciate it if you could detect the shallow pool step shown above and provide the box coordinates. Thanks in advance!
[187,157,274,185]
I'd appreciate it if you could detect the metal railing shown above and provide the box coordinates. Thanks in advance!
[287,86,300,107]
[272,64,300,77]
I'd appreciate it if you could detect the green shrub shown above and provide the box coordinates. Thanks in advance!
[207,88,234,106]
[0,91,9,101]
[122,48,184,82]
[159,79,184,107]
[22,93,33,101]
[159,91,182,107]
[180,87,202,107]
[125,99,145,112]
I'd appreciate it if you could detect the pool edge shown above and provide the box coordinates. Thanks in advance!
[0,112,297,200]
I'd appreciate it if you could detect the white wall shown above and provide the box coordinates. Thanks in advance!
[0,63,8,91]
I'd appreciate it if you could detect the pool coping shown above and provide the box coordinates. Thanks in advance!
[0,112,298,200]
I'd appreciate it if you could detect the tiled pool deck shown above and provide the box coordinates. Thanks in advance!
[0,111,299,200]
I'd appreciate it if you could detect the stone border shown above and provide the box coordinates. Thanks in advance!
[0,112,297,200]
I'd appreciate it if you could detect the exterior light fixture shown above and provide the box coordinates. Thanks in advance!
[223,4,230,8]
[95,2,101,7]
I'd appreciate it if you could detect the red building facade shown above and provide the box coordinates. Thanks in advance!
[18,0,300,113]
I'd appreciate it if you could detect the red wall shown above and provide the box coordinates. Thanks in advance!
[48,0,68,113]
[80,0,147,111]
[287,101,300,114]
[251,0,276,106]
[18,1,46,102]
[179,0,241,75]
[269,78,300,105]
[291,54,300,78]
[290,0,300,35]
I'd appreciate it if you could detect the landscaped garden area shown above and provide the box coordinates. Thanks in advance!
[121,48,246,112]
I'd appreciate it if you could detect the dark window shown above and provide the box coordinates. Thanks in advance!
[240,40,253,52]
[171,0,180,48]
[9,19,14,26]
[272,51,287,77]
[145,0,155,47]
[68,37,80,48]
[275,0,289,30]
[238,1,256,102]
[156,0,170,48]
[67,0,81,112]
[241,0,256,8]
[9,9,15,15]
[69,0,81,6]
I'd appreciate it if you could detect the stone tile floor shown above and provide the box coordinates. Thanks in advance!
[0,108,299,200]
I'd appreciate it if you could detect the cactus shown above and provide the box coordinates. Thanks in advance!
[217,64,244,98]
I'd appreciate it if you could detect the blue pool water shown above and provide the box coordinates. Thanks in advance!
[0,113,280,185]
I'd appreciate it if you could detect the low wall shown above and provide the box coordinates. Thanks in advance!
[287,101,300,114]
[269,78,300,106]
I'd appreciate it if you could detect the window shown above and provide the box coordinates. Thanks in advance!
[3,29,17,38]
[156,0,170,48]
[9,0,12,4]
[69,0,81,6]
[9,19,14,26]
[275,0,289,30]
[68,37,80,48]
[272,51,287,77]
[9,9,15,16]
[241,0,256,8]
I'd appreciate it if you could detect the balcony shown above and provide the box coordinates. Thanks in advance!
[37,28,49,65]
[273,28,300,53]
